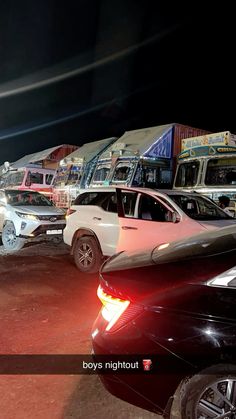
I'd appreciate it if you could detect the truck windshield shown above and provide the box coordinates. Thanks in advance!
[205,157,236,185]
[175,161,200,187]
[67,165,82,185]
[92,164,110,183]
[1,171,25,187]
[169,194,231,220]
[111,162,134,183]
[54,166,69,186]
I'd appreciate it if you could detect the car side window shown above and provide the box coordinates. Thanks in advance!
[74,192,117,213]
[138,194,169,222]
[120,191,137,217]
[101,193,117,213]
[74,192,99,205]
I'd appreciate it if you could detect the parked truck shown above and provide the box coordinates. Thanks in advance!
[89,123,209,189]
[0,144,77,199]
[52,137,117,207]
[173,130,236,205]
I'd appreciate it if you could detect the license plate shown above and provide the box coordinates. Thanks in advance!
[46,230,62,235]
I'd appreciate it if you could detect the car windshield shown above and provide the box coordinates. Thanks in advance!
[168,194,231,220]
[6,190,53,206]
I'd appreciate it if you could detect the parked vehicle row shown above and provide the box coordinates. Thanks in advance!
[52,123,209,208]
[2,128,236,211]
[1,185,235,263]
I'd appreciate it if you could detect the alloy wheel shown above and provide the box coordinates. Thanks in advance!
[78,242,93,268]
[196,379,236,418]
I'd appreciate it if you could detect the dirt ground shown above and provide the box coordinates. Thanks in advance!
[0,241,161,419]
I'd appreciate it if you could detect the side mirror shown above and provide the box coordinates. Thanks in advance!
[172,211,181,223]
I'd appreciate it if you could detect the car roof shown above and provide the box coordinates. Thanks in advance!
[114,186,201,198]
[76,186,117,193]
[77,186,198,196]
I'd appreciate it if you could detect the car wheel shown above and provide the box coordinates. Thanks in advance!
[2,222,26,251]
[73,236,103,273]
[171,364,236,419]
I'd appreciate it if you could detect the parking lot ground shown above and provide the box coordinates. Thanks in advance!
[0,242,161,419]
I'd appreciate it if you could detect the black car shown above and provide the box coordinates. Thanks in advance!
[92,225,236,419]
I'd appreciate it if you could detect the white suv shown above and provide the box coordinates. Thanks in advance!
[64,186,235,273]
[0,189,66,251]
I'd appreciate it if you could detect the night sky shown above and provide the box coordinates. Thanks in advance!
[0,1,235,164]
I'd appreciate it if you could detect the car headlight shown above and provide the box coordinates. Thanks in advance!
[15,211,39,221]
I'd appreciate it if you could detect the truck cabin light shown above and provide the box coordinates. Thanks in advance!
[97,285,130,331]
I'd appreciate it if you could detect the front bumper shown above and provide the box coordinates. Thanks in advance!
[19,223,66,238]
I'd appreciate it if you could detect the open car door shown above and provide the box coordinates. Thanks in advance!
[115,188,204,254]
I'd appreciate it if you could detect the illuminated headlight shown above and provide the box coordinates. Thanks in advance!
[15,211,39,221]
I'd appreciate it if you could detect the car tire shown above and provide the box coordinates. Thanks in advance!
[170,364,236,419]
[2,222,26,252]
[73,236,103,273]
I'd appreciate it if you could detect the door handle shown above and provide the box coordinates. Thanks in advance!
[121,226,138,230]
[93,217,102,221]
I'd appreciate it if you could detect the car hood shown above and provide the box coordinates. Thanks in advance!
[12,205,65,215]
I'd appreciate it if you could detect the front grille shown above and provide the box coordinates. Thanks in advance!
[32,223,66,236]
[37,214,65,221]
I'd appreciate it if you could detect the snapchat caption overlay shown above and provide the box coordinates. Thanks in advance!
[0,355,156,374]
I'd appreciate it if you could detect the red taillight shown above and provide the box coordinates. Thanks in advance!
[97,285,130,331]
[97,285,143,332]
[66,208,76,217]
